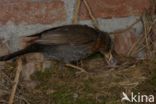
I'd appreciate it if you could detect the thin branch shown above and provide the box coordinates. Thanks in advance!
[72,0,82,24]
[83,0,99,29]
[8,58,23,104]
[65,64,88,73]
[127,35,145,56]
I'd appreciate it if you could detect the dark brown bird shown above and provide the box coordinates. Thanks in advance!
[0,24,115,64]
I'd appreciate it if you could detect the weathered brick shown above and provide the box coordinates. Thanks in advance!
[79,0,150,19]
[114,30,137,55]
[0,0,66,24]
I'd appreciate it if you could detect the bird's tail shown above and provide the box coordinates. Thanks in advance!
[0,43,41,61]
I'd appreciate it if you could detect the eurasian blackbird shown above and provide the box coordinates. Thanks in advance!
[0,24,115,64]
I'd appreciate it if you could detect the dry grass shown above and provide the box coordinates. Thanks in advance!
[0,57,156,104]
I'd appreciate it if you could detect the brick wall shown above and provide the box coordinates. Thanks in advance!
[0,0,151,56]
[0,0,151,82]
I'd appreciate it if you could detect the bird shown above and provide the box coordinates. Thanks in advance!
[0,24,115,65]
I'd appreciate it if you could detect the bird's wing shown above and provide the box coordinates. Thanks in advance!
[35,25,98,45]
[36,33,94,45]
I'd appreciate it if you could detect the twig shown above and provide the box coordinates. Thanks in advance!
[0,88,30,104]
[133,46,145,56]
[143,16,150,56]
[8,58,23,104]
[127,14,155,56]
[83,0,99,29]
[65,64,88,73]
[119,82,139,87]
[127,35,145,56]
[141,11,155,58]
[72,0,82,24]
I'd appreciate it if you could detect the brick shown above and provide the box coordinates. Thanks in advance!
[0,0,66,24]
[79,0,150,19]
[114,30,137,55]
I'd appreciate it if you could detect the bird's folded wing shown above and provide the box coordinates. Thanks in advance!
[35,33,95,45]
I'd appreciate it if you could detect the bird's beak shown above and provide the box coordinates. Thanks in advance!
[104,51,117,66]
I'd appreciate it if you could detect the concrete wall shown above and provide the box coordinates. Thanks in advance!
[0,0,150,55]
